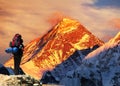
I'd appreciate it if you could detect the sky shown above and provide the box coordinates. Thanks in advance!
[0,0,120,64]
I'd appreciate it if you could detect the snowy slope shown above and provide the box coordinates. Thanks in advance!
[109,32,120,43]
[0,63,14,75]
[0,64,9,75]
[60,39,120,86]
[49,45,100,81]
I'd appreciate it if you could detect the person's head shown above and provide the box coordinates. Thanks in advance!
[14,33,22,38]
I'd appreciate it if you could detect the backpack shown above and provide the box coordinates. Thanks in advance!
[10,34,23,48]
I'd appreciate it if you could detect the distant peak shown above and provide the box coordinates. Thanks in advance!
[114,32,120,41]
[109,32,120,43]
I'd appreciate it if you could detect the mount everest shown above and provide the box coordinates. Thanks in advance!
[2,18,120,86]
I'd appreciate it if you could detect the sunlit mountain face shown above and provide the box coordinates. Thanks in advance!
[4,18,104,79]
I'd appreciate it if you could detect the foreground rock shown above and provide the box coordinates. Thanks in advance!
[0,74,40,86]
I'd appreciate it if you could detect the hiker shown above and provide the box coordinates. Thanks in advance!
[5,33,24,75]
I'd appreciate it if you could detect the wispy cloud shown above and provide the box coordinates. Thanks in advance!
[109,18,120,30]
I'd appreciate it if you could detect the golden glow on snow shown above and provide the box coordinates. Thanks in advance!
[57,18,80,34]
[73,34,90,50]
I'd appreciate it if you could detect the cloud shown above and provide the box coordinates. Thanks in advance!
[109,18,120,30]
[0,8,13,17]
[101,35,113,42]
[0,29,5,35]
[91,0,120,8]
[46,12,71,27]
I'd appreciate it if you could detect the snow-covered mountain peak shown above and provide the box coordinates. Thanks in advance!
[84,39,120,60]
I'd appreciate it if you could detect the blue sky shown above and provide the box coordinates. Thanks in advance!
[94,0,120,7]
[0,0,120,64]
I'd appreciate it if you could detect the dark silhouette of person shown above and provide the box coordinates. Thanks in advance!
[5,33,24,75]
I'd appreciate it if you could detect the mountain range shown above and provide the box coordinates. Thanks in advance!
[59,33,120,86]
[4,18,120,86]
